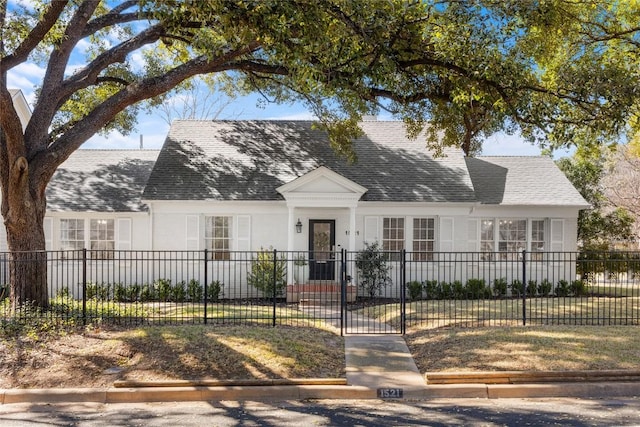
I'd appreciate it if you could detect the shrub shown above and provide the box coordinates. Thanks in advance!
[140,283,155,301]
[171,281,187,302]
[492,278,508,297]
[55,287,71,299]
[452,280,465,299]
[526,280,538,297]
[537,279,553,296]
[423,280,439,299]
[406,281,423,301]
[440,281,453,299]
[465,278,489,299]
[155,279,172,301]
[247,248,287,297]
[187,279,203,302]
[86,282,110,300]
[355,242,392,298]
[113,282,132,302]
[207,280,223,301]
[509,279,523,297]
[0,284,9,300]
[570,279,588,296]
[555,279,570,297]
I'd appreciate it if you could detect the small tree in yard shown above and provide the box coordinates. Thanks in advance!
[355,242,392,298]
[247,248,287,297]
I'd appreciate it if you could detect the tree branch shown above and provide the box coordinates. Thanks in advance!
[58,24,167,109]
[34,41,262,180]
[0,0,69,70]
[27,0,101,154]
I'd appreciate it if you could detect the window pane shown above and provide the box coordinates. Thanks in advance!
[498,219,527,254]
[412,217,434,261]
[531,220,545,252]
[89,219,114,259]
[205,216,232,259]
[60,219,85,254]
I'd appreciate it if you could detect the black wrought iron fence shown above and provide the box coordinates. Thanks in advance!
[0,249,639,332]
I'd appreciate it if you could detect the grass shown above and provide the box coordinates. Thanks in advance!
[405,325,640,373]
[2,296,640,388]
[0,323,344,389]
[356,296,640,328]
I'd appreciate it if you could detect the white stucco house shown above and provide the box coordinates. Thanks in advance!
[1,92,589,296]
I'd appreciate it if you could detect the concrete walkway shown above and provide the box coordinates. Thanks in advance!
[345,335,427,398]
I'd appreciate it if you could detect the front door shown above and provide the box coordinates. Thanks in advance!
[309,220,336,281]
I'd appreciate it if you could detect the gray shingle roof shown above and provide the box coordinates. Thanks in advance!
[466,156,589,207]
[142,120,477,203]
[47,150,160,212]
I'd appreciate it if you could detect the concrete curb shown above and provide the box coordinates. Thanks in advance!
[2,381,640,404]
[426,370,640,385]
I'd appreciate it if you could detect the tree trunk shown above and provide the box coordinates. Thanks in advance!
[2,156,49,310]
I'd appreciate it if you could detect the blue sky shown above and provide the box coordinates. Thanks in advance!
[8,62,567,156]
[5,0,568,157]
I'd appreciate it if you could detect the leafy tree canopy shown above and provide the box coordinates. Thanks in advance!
[557,146,635,250]
[1,0,639,306]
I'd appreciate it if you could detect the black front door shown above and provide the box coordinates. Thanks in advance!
[309,220,336,281]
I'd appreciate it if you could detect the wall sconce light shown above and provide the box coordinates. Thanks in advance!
[295,218,303,234]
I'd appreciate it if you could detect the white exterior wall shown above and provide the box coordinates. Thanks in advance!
[10,200,582,299]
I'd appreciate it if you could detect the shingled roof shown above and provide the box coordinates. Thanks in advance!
[47,150,160,212]
[142,120,477,203]
[465,156,589,207]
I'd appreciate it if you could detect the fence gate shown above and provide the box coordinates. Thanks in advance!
[339,249,403,335]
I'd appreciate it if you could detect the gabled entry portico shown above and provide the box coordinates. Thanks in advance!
[277,167,366,298]
[276,166,367,255]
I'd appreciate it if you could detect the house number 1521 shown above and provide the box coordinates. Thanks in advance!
[377,388,404,398]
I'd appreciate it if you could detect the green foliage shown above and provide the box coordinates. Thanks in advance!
[423,280,440,299]
[570,280,588,297]
[538,279,553,297]
[557,151,635,250]
[555,280,571,297]
[440,281,453,299]
[526,280,538,297]
[510,279,524,297]
[5,0,640,309]
[355,242,392,298]
[171,281,187,303]
[465,279,490,299]
[86,282,111,301]
[247,248,287,297]
[452,281,465,299]
[492,278,508,297]
[155,279,173,302]
[187,279,204,302]
[207,280,223,301]
[407,281,423,301]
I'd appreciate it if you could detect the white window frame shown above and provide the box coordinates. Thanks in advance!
[412,217,435,261]
[205,215,232,260]
[60,218,85,253]
[474,218,557,261]
[382,217,405,260]
[56,217,128,259]
[89,218,115,259]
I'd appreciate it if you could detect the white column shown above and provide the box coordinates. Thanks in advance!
[287,206,295,252]
[287,206,295,284]
[349,206,356,252]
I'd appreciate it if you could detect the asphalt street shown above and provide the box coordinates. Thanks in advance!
[1,397,640,426]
